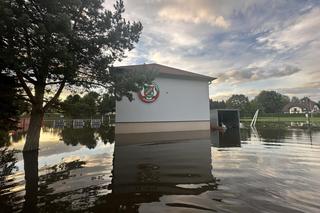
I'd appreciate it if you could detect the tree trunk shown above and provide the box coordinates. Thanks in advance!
[22,150,39,212]
[24,106,44,152]
[24,83,45,152]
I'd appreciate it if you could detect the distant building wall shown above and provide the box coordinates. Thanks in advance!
[288,105,319,114]
[289,107,303,114]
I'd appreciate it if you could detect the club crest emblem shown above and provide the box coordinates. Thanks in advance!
[138,83,160,103]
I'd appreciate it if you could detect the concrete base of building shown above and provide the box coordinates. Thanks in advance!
[115,121,210,134]
[115,129,211,146]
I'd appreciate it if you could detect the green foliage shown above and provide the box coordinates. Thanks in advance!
[291,96,300,103]
[224,94,259,117]
[242,100,258,117]
[254,91,290,113]
[98,125,115,144]
[98,94,115,114]
[1,0,149,149]
[0,0,146,112]
[0,148,19,184]
[62,92,99,117]
[226,94,249,110]
[0,74,20,132]
[214,91,293,117]
[111,67,157,101]
[61,128,98,149]
[0,73,30,145]
[62,91,115,117]
[209,100,226,109]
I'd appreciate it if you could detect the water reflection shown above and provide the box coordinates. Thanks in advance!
[0,148,21,212]
[1,122,320,212]
[91,131,219,212]
[61,128,99,149]
[211,128,241,148]
[61,126,115,149]
[1,128,219,212]
[251,122,320,146]
[257,125,290,142]
[212,124,320,212]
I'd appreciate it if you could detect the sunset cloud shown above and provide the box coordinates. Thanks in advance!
[110,0,320,101]
[158,7,230,28]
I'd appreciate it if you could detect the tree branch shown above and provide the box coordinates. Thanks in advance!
[43,80,66,111]
[16,71,35,104]
[74,80,112,89]
[22,72,37,84]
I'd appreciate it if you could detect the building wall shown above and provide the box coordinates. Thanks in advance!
[115,121,210,134]
[313,105,319,112]
[289,107,303,114]
[116,77,210,123]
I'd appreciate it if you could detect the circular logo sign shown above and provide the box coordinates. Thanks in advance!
[138,83,160,103]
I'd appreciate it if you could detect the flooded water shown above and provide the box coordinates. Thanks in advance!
[1,122,320,212]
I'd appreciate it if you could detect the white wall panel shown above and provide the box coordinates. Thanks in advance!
[116,77,210,122]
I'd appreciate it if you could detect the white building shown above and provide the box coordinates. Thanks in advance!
[115,64,215,134]
[283,97,320,114]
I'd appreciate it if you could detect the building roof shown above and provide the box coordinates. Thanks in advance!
[283,98,319,112]
[116,63,216,82]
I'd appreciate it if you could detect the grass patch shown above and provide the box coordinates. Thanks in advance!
[241,116,320,123]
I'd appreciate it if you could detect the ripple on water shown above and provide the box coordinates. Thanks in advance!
[211,127,320,213]
[1,126,320,212]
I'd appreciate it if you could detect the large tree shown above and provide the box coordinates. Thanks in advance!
[0,0,151,151]
[98,93,115,114]
[226,94,249,111]
[209,99,226,109]
[62,92,100,117]
[0,73,30,145]
[0,74,20,133]
[255,91,290,113]
[0,74,20,145]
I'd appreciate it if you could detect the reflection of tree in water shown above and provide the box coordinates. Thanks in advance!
[0,129,27,147]
[61,126,115,148]
[1,130,218,212]
[98,125,115,144]
[0,149,19,180]
[35,156,116,212]
[42,126,62,135]
[1,148,103,212]
[0,148,22,212]
[240,128,251,141]
[36,159,89,212]
[93,139,220,212]
[257,126,290,142]
[61,128,98,149]
[11,131,27,142]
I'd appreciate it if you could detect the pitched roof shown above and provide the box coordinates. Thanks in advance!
[116,63,216,82]
[283,98,319,112]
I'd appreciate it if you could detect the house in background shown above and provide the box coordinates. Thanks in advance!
[115,63,215,134]
[283,97,320,114]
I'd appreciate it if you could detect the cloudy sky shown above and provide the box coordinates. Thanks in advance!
[106,0,320,101]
